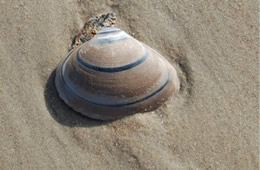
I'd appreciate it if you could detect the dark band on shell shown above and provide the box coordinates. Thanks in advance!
[55,28,180,120]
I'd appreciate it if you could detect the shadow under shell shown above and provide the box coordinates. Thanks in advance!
[44,70,116,127]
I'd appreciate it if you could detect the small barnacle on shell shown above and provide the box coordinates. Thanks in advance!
[71,12,117,50]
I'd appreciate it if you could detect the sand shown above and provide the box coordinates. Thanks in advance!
[0,0,258,169]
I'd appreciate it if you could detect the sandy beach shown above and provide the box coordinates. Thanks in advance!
[0,0,258,169]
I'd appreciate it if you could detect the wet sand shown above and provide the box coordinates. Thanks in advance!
[0,0,258,169]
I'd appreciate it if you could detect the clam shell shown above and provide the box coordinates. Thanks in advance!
[55,28,180,120]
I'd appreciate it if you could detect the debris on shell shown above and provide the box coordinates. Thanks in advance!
[70,12,117,50]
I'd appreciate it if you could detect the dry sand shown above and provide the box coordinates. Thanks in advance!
[0,0,259,169]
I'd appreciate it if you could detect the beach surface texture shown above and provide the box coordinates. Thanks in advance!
[0,0,258,169]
